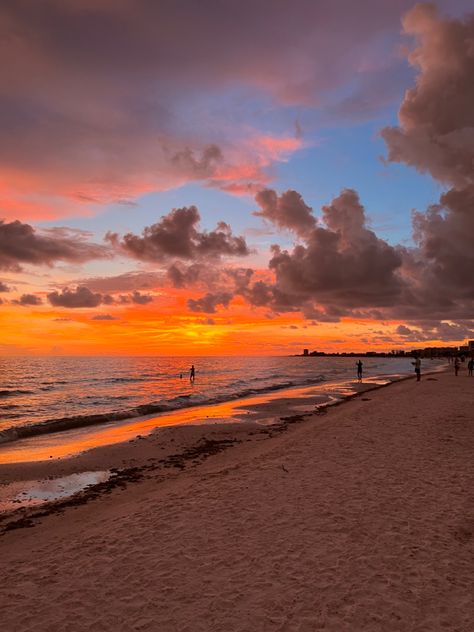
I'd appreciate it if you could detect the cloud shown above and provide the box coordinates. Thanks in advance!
[254,189,316,237]
[119,291,154,305]
[381,4,474,188]
[396,321,474,342]
[107,206,249,262]
[75,271,165,293]
[381,4,474,319]
[13,293,42,306]
[48,286,105,308]
[0,220,108,270]
[0,0,427,217]
[395,324,413,336]
[187,292,233,313]
[0,281,10,292]
[91,314,119,321]
[255,188,404,312]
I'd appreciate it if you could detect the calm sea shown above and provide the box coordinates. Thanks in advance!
[0,355,443,444]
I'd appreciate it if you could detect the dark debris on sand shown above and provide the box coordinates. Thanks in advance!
[0,438,240,536]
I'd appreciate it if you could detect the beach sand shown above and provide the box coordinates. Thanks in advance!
[0,372,473,631]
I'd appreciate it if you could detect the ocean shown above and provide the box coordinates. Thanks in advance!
[0,355,443,445]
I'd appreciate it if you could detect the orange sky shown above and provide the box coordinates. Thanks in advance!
[0,296,466,357]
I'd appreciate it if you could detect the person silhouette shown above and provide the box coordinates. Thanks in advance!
[356,360,363,382]
[454,357,460,376]
[412,355,421,381]
[468,358,474,376]
[190,364,195,381]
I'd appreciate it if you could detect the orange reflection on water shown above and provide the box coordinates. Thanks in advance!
[0,385,323,464]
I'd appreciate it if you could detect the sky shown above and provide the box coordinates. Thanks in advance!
[1,0,473,356]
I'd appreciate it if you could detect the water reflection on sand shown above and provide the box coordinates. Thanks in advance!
[0,471,110,512]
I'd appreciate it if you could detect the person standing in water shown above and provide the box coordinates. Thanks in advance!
[356,360,363,382]
[190,364,195,381]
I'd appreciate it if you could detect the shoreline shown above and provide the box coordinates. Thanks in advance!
[0,369,439,526]
[0,372,411,471]
[0,357,446,448]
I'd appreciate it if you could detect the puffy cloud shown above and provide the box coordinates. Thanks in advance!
[0,281,10,292]
[119,291,154,305]
[264,189,403,310]
[107,206,249,262]
[381,4,474,188]
[254,189,316,237]
[13,293,42,306]
[381,4,474,319]
[48,286,104,308]
[187,292,233,313]
[0,220,108,270]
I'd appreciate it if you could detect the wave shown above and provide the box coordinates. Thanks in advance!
[0,389,35,398]
[0,376,327,446]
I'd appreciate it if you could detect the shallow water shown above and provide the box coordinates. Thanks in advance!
[0,471,110,512]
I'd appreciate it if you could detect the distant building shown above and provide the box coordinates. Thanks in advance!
[303,349,309,356]
[468,340,474,355]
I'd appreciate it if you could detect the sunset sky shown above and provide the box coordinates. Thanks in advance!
[1,0,473,355]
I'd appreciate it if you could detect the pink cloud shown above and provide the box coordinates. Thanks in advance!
[0,1,419,219]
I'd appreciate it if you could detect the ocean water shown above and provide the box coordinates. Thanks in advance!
[0,355,443,444]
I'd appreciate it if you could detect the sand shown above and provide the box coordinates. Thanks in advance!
[0,371,473,631]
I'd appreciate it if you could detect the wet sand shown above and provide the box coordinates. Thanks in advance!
[0,371,473,631]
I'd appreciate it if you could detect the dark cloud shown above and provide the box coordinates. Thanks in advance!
[396,321,474,342]
[260,189,403,311]
[187,292,233,313]
[396,325,413,336]
[119,291,154,305]
[48,286,104,308]
[381,4,474,320]
[107,206,249,262]
[0,281,10,292]
[13,293,42,306]
[91,314,119,321]
[254,189,316,237]
[0,220,108,271]
[167,263,204,288]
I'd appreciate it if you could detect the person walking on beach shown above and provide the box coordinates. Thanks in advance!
[454,357,460,376]
[468,358,474,376]
[412,356,421,381]
[190,364,195,381]
[356,360,363,382]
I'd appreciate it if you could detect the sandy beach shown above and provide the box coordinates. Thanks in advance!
[0,371,473,631]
